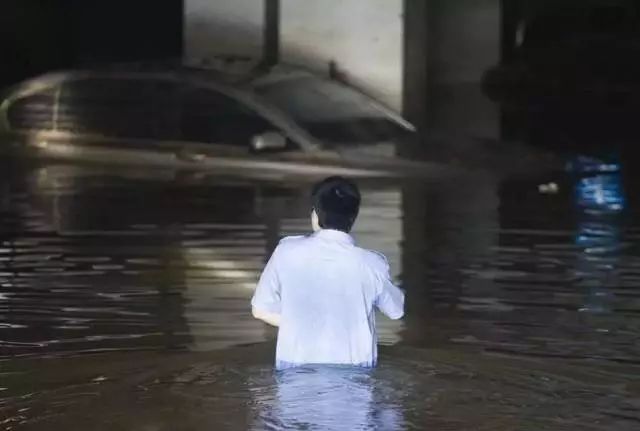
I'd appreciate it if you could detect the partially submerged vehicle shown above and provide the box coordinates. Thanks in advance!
[0,62,443,179]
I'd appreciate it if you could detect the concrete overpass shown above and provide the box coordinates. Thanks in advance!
[184,0,503,140]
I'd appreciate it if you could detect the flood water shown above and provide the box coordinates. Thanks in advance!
[1,157,639,430]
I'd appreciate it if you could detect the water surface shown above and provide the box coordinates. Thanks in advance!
[1,158,639,430]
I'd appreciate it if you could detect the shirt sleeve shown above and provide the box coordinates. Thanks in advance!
[251,246,282,315]
[373,257,405,320]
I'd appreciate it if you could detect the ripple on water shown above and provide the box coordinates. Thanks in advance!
[1,346,638,430]
[2,161,640,429]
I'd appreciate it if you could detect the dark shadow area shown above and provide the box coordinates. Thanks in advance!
[487,0,640,160]
[0,0,183,89]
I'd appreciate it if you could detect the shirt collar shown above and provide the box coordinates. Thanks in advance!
[314,229,355,245]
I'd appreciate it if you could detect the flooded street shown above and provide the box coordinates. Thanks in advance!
[1,157,639,430]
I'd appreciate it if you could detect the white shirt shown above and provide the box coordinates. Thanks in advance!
[251,229,405,370]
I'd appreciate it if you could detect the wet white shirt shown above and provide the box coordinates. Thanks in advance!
[251,229,405,370]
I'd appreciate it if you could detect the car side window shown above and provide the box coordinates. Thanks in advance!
[180,86,279,147]
[7,88,56,131]
[57,77,180,140]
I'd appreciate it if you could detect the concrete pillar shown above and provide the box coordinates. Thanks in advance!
[403,0,430,133]
[427,0,501,139]
[263,0,280,66]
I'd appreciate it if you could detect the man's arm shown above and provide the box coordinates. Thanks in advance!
[252,307,281,327]
[373,255,405,320]
[251,246,282,326]
[376,277,405,320]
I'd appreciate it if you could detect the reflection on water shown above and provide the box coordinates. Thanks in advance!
[255,366,403,431]
[1,158,640,430]
[574,168,625,314]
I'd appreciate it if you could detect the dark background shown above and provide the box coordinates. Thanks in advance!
[2,0,640,158]
[0,0,183,88]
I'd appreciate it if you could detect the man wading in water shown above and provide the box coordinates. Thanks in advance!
[251,176,405,369]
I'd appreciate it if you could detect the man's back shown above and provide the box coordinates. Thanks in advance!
[251,229,404,370]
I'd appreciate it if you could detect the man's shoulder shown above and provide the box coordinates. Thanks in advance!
[272,235,315,262]
[356,247,390,270]
[278,234,308,245]
[276,234,310,252]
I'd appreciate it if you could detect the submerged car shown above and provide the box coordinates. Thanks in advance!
[0,63,439,179]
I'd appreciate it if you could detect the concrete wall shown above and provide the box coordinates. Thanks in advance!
[184,0,404,111]
[280,0,404,111]
[184,0,264,60]
[183,0,502,135]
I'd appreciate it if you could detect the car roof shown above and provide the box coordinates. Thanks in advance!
[1,58,415,147]
[1,60,338,152]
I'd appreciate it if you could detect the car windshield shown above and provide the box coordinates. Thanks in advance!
[252,75,411,146]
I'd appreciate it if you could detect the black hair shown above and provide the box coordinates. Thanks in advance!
[311,176,361,233]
